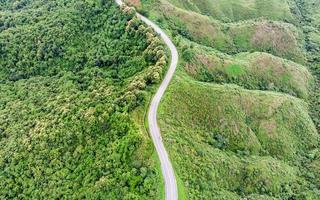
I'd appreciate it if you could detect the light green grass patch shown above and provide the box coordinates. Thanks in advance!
[225,64,246,77]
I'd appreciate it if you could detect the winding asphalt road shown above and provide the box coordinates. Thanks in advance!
[115,1,178,199]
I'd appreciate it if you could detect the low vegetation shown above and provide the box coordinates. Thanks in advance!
[139,0,305,63]
[163,0,296,23]
[131,0,320,199]
[159,77,319,199]
[182,42,313,99]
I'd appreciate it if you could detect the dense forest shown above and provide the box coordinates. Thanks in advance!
[0,0,166,199]
[293,0,320,131]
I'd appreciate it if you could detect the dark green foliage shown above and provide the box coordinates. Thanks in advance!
[181,45,195,62]
[213,134,229,150]
[0,0,166,199]
[293,0,320,132]
[0,0,150,82]
[167,17,193,41]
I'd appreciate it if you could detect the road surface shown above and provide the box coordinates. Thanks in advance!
[115,1,178,200]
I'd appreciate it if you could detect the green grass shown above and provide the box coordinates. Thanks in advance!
[132,0,320,199]
[182,41,313,99]
[225,64,246,77]
[158,73,319,199]
[153,152,165,200]
[164,0,295,23]
[140,0,305,63]
[176,170,188,200]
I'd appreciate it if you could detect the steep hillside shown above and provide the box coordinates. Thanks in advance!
[164,0,296,23]
[0,1,166,199]
[128,0,320,199]
[159,77,319,199]
[132,0,305,63]
[182,41,313,99]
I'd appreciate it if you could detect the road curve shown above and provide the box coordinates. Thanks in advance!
[115,1,178,200]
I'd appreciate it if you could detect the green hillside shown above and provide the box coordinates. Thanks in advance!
[165,0,295,23]
[134,0,305,63]
[128,0,320,199]
[182,41,313,99]
[1,0,319,199]
[159,76,319,199]
[0,1,166,199]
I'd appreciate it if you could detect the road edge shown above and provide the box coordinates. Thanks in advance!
[115,1,179,200]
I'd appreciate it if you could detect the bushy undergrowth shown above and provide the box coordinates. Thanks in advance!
[0,0,167,199]
[293,0,320,132]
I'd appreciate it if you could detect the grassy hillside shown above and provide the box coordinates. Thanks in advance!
[127,0,320,199]
[182,41,313,99]
[164,0,295,23]
[159,76,319,199]
[0,1,166,199]
[134,0,305,63]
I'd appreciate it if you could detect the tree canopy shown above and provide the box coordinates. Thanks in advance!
[0,0,166,199]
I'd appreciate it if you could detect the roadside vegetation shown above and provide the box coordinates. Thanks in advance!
[159,77,319,199]
[0,0,167,199]
[127,0,320,199]
[133,0,305,63]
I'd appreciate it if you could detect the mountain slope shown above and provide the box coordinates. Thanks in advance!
[0,1,167,199]
[128,0,320,199]
[164,0,295,23]
[159,76,318,199]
